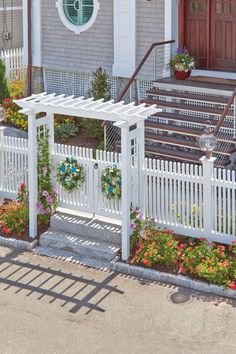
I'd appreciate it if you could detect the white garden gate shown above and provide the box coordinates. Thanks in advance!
[15,93,159,260]
[53,144,122,219]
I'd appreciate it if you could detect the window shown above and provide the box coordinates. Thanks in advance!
[56,0,100,34]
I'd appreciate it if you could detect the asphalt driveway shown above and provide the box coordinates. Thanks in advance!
[0,246,235,354]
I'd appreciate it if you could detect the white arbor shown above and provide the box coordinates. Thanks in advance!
[15,93,160,260]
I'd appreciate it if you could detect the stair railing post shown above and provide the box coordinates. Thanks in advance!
[200,156,216,238]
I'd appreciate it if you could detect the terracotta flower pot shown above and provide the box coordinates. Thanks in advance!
[174,70,191,80]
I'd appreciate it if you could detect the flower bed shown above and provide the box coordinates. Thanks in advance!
[130,209,236,290]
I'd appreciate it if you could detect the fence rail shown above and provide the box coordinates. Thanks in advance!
[0,47,26,81]
[0,136,235,244]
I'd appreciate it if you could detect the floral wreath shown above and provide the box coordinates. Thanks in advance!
[57,157,85,191]
[101,165,122,199]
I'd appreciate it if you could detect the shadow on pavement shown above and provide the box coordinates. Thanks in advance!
[0,249,124,314]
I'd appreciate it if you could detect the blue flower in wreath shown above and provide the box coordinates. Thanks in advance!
[70,166,77,174]
[60,164,66,173]
[57,157,86,191]
[109,186,113,193]
[105,176,110,182]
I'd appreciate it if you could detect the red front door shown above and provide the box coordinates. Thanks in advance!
[182,0,236,71]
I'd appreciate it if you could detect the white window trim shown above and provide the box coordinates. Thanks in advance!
[56,0,100,34]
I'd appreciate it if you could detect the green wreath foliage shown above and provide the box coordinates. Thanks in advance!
[57,157,85,191]
[101,165,122,199]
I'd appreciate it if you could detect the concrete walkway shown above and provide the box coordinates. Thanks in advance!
[0,246,235,354]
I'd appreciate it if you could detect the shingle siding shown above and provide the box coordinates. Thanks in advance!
[41,0,165,81]
[0,1,23,49]
[42,0,114,74]
[136,0,165,80]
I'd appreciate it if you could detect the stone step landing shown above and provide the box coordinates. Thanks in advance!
[39,231,120,262]
[50,213,121,247]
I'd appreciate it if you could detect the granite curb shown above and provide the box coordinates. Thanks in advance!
[112,262,236,301]
[2,237,236,301]
[0,235,38,251]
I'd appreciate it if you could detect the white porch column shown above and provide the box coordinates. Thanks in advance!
[28,110,38,238]
[120,121,131,260]
[200,156,216,237]
[112,0,136,78]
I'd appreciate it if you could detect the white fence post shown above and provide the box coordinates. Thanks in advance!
[28,110,38,239]
[4,54,10,79]
[200,156,216,237]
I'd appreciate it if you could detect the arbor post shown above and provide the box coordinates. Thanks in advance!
[28,110,38,238]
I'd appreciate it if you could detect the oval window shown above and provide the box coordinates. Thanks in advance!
[56,0,100,34]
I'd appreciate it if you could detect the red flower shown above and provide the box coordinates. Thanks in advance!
[143,259,150,266]
[229,282,236,290]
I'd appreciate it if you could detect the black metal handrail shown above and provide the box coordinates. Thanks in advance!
[116,39,175,102]
[214,87,236,135]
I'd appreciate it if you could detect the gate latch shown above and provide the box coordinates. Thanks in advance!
[94,163,98,169]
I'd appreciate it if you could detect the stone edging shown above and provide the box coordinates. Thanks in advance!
[112,261,236,301]
[0,235,38,251]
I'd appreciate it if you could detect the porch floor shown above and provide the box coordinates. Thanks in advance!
[155,76,235,91]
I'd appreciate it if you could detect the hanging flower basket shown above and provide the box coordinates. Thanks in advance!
[57,157,85,191]
[101,165,122,200]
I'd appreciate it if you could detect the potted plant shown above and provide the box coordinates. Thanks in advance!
[169,47,195,80]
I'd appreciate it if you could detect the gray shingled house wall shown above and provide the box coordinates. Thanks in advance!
[42,0,114,74]
[41,0,165,81]
[0,0,23,50]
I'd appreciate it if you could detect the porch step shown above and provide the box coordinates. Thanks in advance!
[145,121,235,144]
[151,111,234,130]
[145,132,235,156]
[50,212,121,247]
[146,88,229,105]
[141,98,227,116]
[39,231,120,262]
[144,145,231,168]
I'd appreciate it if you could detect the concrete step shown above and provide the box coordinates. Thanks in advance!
[34,246,119,270]
[39,231,120,262]
[50,213,121,247]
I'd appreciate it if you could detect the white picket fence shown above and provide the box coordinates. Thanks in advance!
[0,47,26,81]
[143,159,236,244]
[0,136,236,245]
[0,135,28,199]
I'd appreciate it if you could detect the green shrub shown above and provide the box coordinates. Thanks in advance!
[0,59,9,103]
[82,67,111,140]
[54,114,80,143]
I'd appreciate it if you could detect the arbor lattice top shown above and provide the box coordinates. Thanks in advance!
[15,93,160,125]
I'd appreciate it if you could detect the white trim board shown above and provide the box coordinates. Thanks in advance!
[112,0,136,78]
[192,70,236,80]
